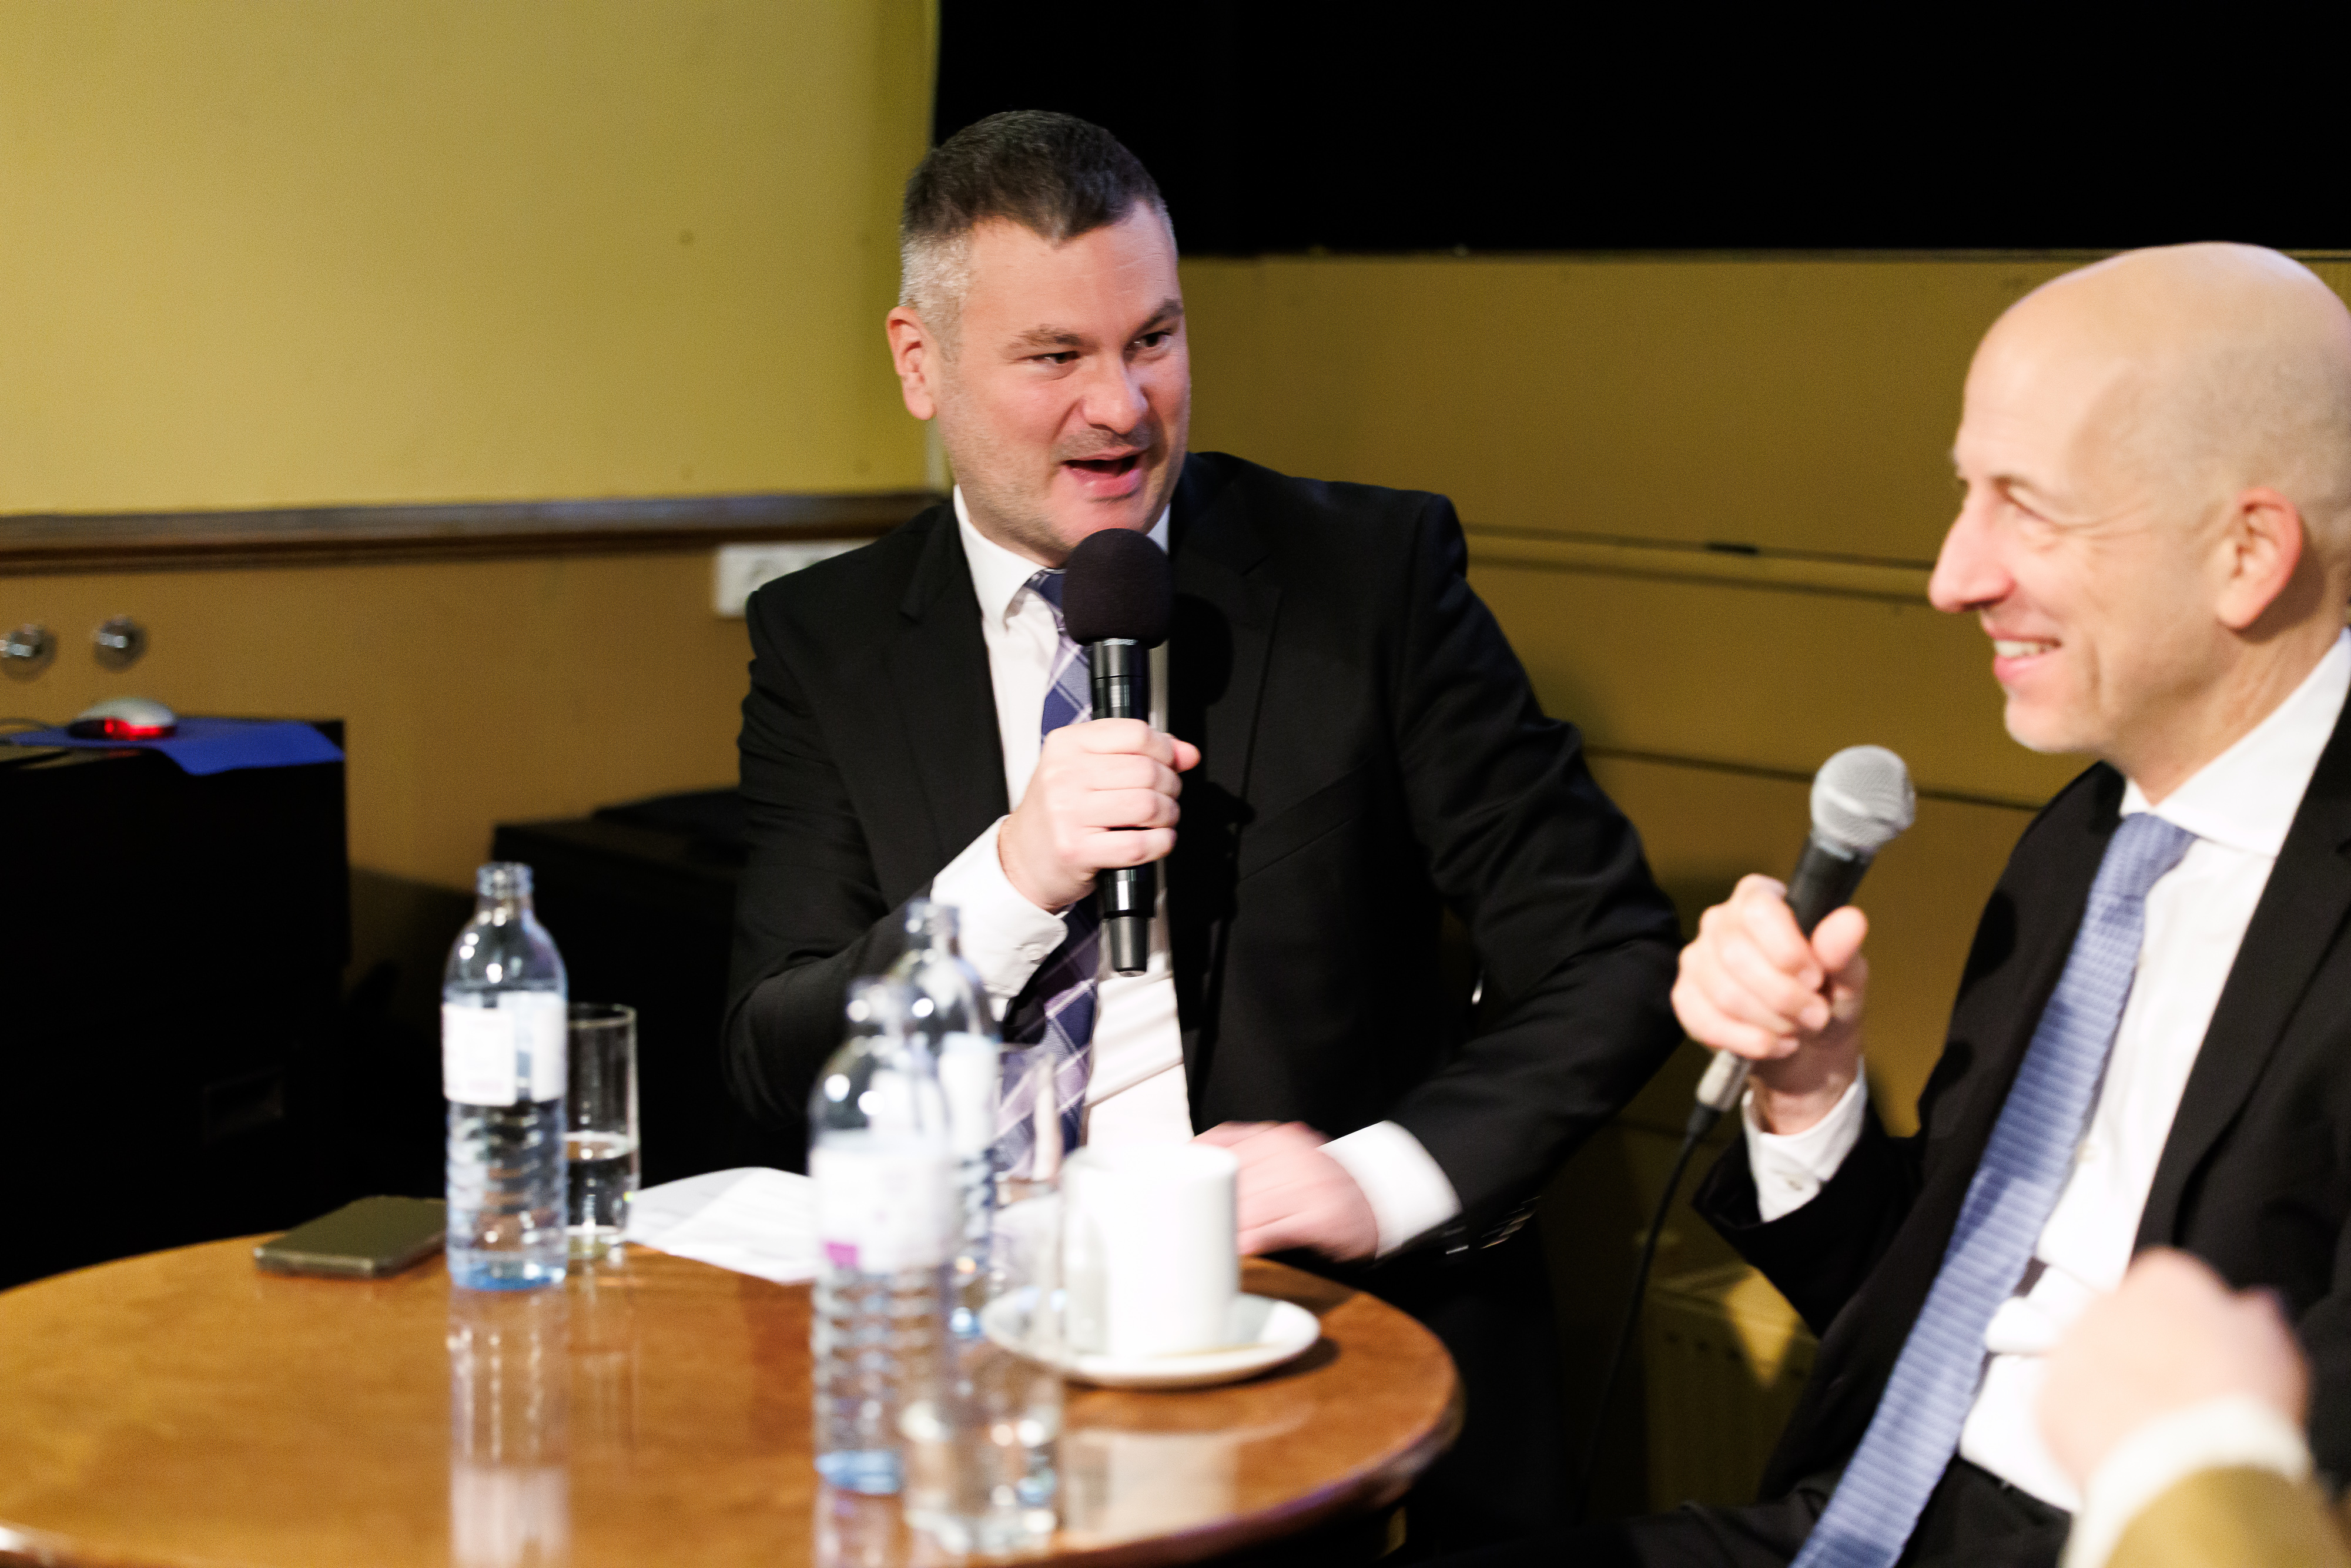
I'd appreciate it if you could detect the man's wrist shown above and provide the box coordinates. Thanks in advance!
[1749,1051,1863,1135]
[996,816,1083,913]
[938,818,1072,1003]
[1322,1122,1462,1258]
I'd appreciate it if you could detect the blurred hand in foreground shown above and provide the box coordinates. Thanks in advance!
[2040,1248,2308,1486]
[1195,1121,1377,1262]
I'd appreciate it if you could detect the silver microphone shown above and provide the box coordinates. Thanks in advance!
[1694,745,1917,1118]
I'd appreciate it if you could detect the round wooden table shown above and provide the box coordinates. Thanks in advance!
[0,1241,1460,1567]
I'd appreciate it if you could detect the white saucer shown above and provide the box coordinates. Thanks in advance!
[980,1289,1322,1390]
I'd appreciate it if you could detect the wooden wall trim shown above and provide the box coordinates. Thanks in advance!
[0,490,943,577]
[1586,744,2045,813]
[1464,526,1934,605]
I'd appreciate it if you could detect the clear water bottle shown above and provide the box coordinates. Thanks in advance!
[811,977,954,1495]
[886,899,1002,1335]
[443,862,568,1291]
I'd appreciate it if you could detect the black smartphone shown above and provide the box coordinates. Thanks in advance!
[253,1195,447,1279]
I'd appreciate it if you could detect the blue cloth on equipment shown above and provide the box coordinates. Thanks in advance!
[4,718,344,776]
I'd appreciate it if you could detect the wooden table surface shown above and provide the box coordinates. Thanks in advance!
[0,1241,1461,1567]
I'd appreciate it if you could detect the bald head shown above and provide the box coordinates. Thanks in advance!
[1981,243,2351,557]
[1934,245,2351,798]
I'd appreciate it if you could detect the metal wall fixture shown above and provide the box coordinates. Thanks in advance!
[93,615,148,671]
[2,624,55,678]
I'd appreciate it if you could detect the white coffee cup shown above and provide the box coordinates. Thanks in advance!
[1060,1143,1239,1359]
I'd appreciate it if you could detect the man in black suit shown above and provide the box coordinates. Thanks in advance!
[722,112,1683,1549]
[1539,247,2351,1567]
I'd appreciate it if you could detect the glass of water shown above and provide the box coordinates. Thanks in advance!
[564,1003,638,1258]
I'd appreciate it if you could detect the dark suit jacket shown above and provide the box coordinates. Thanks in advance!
[1698,697,2351,1498]
[723,451,1683,1230]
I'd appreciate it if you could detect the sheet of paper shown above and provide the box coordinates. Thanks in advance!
[625,1166,818,1284]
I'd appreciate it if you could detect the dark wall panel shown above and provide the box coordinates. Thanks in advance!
[936,6,2345,253]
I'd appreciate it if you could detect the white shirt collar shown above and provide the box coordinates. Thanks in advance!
[953,486,1171,625]
[2121,629,2351,857]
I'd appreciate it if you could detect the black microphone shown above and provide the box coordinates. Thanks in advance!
[1061,528,1175,976]
[1692,745,1917,1124]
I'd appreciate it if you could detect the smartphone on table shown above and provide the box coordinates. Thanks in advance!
[253,1196,447,1279]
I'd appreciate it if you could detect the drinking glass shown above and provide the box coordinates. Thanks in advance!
[564,1003,638,1257]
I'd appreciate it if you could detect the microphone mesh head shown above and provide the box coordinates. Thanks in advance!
[1063,527,1173,646]
[1811,745,1915,857]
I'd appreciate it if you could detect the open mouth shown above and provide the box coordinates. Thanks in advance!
[1992,638,2057,660]
[1060,449,1148,500]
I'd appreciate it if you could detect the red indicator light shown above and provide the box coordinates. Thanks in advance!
[66,716,178,741]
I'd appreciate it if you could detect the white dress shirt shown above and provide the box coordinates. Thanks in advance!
[927,490,1462,1256]
[1744,629,2351,1511]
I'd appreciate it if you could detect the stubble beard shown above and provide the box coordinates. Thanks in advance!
[936,404,1177,567]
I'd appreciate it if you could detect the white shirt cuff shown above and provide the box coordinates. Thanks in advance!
[927,817,1069,1011]
[1322,1121,1463,1258]
[1744,1071,1868,1223]
[2061,1395,2311,1568]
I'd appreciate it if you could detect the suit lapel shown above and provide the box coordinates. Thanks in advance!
[2138,696,2351,1247]
[1168,458,1279,805]
[1164,458,1280,1104]
[887,511,1009,874]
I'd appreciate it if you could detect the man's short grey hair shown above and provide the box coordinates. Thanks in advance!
[899,110,1170,339]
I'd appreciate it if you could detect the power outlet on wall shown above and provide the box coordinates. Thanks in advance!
[712,541,862,618]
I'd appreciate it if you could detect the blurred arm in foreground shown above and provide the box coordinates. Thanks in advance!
[2042,1249,2343,1568]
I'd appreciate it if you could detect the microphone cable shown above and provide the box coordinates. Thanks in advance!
[1570,1092,1723,1525]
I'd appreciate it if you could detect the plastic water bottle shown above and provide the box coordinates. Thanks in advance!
[443,862,568,1291]
[810,977,954,1495]
[886,899,1002,1334]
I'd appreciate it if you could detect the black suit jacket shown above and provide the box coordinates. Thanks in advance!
[1699,695,2351,1497]
[723,451,1683,1231]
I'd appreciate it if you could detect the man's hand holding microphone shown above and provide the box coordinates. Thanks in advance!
[996,528,1380,1262]
[1672,746,1914,1136]
[997,717,1196,914]
[1674,881,1871,1135]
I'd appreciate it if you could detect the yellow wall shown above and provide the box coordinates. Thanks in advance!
[11,555,749,885]
[0,0,930,512]
[1,0,937,971]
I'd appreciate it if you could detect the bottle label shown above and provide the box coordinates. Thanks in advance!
[812,1137,954,1273]
[443,994,567,1105]
[936,1033,1001,1158]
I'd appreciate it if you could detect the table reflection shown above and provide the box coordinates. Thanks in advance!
[1059,1405,1311,1545]
[447,1288,571,1567]
[569,1251,640,1459]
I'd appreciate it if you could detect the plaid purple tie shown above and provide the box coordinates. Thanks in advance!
[993,568,1100,1178]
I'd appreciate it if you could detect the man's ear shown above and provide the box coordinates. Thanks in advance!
[886,306,940,421]
[2216,487,2308,632]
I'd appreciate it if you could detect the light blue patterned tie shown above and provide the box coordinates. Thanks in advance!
[992,568,1100,1178]
[1791,810,2196,1568]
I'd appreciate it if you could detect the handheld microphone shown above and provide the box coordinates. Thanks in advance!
[1692,744,1917,1123]
[1061,528,1175,976]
